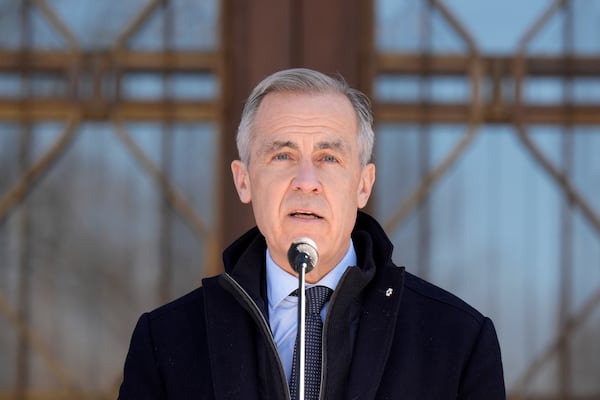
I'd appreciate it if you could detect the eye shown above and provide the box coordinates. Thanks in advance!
[273,153,290,161]
[321,154,339,163]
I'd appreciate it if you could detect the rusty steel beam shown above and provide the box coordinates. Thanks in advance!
[0,99,217,121]
[383,120,481,233]
[31,0,79,51]
[112,119,211,239]
[509,286,600,397]
[112,51,220,71]
[513,122,600,235]
[430,0,477,53]
[4,69,600,124]
[3,50,599,125]
[114,0,164,50]
[112,101,218,121]
[0,114,80,224]
[4,50,598,77]
[375,103,600,125]
[0,50,220,72]
[377,53,600,77]
[517,0,566,54]
[383,52,485,233]
[112,118,223,277]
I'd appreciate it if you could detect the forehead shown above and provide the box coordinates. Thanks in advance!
[251,91,358,141]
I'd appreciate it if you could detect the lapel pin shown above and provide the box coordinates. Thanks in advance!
[385,288,393,297]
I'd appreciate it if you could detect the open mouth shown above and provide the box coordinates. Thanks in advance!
[290,211,322,220]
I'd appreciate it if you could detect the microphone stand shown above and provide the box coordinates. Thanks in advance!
[288,239,317,400]
[295,260,308,400]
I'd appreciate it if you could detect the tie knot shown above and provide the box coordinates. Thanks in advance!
[305,286,333,314]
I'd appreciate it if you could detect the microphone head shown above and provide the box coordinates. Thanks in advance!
[287,237,319,273]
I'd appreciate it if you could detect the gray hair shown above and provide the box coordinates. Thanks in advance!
[236,68,375,166]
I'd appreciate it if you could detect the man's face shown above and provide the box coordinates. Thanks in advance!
[231,91,375,282]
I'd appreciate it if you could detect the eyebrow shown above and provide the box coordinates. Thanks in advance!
[260,140,299,156]
[258,138,348,158]
[315,140,346,152]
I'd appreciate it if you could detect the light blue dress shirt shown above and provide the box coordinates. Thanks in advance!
[266,240,357,382]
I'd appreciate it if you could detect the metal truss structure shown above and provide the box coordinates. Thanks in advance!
[0,0,598,398]
[373,1,600,399]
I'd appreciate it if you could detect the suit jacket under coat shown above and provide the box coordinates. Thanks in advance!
[119,212,506,399]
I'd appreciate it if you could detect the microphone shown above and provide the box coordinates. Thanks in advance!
[287,238,319,273]
[288,238,318,400]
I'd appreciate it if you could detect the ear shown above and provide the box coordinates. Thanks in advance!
[357,163,376,209]
[231,160,252,204]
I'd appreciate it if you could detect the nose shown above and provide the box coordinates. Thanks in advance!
[292,160,322,193]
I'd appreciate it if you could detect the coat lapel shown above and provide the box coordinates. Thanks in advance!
[345,265,405,400]
[203,235,288,400]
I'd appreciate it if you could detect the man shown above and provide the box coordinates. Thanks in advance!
[119,68,506,399]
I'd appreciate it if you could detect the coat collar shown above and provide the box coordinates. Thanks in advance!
[210,211,404,400]
[221,211,395,275]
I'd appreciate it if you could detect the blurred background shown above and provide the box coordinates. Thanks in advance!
[0,0,599,398]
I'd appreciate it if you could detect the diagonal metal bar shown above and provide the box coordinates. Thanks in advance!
[512,0,600,237]
[114,0,164,49]
[0,290,81,392]
[430,0,477,53]
[0,114,80,225]
[513,123,600,236]
[516,8,600,232]
[383,121,481,233]
[509,3,600,397]
[384,48,484,233]
[112,118,211,239]
[517,0,566,54]
[510,285,600,397]
[32,0,79,51]
[511,0,565,127]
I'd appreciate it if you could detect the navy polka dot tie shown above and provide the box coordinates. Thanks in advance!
[289,286,333,400]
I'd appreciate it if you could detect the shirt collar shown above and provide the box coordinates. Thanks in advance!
[266,240,357,310]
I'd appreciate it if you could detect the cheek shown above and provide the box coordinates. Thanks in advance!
[329,179,360,212]
[251,177,284,215]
